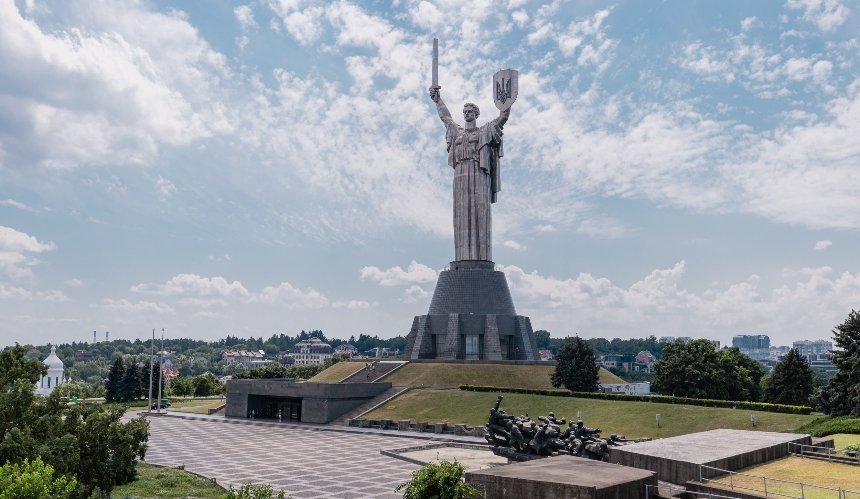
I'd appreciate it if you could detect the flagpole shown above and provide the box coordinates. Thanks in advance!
[148,328,155,414]
[156,328,164,414]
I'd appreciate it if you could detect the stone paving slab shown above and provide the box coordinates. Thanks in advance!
[139,414,422,498]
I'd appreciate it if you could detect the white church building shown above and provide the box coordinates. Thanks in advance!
[35,345,66,396]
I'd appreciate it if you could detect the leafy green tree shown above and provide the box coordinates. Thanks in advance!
[717,347,766,402]
[192,373,223,397]
[121,361,143,402]
[169,376,193,397]
[652,339,722,398]
[104,358,124,402]
[139,360,159,401]
[0,345,46,389]
[551,336,600,392]
[653,340,764,401]
[0,458,77,499]
[534,330,551,349]
[0,346,149,498]
[395,460,480,499]
[813,310,860,416]
[764,348,815,406]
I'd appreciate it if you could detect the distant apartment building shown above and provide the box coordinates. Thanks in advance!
[74,350,95,362]
[222,350,270,367]
[538,349,554,361]
[599,354,634,371]
[792,340,832,359]
[769,345,790,360]
[289,338,334,365]
[733,334,770,361]
[334,344,358,358]
[365,347,399,358]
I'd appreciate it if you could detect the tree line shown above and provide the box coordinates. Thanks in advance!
[547,310,860,417]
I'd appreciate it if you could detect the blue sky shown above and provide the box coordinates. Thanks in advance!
[1,0,859,348]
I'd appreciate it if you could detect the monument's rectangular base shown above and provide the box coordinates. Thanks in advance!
[608,429,811,485]
[465,455,656,499]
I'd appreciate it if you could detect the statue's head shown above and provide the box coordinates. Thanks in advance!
[463,103,480,122]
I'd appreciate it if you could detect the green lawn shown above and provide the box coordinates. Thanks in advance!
[833,433,860,449]
[362,389,816,440]
[111,462,224,498]
[308,361,366,382]
[378,363,624,389]
[711,456,860,498]
[169,398,226,414]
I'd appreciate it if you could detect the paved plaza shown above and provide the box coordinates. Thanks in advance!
[141,415,422,498]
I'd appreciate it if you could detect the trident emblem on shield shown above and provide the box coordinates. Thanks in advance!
[493,69,519,111]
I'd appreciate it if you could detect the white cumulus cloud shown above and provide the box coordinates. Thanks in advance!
[361,261,438,286]
[814,240,832,250]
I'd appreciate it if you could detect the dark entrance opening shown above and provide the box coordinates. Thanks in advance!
[247,395,302,421]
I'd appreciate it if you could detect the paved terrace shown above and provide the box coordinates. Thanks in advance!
[136,412,485,498]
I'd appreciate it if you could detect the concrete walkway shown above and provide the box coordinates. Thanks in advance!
[135,411,487,498]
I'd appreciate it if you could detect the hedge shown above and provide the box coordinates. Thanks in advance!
[459,385,813,415]
[796,416,860,437]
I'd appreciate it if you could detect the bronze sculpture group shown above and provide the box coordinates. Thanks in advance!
[484,396,629,461]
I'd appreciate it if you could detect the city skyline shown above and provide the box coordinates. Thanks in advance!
[2,0,859,347]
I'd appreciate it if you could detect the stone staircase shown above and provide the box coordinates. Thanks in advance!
[340,360,407,383]
[330,385,410,426]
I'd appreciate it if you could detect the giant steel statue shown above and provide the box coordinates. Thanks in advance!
[429,38,518,262]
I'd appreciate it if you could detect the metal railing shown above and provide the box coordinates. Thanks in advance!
[699,464,860,498]
[645,482,742,498]
[789,442,860,464]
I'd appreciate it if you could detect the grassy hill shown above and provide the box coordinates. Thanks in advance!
[362,388,817,440]
[378,362,624,389]
[308,361,366,382]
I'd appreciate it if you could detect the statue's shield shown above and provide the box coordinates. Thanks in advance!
[493,69,519,111]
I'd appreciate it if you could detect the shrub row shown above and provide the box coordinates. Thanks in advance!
[459,385,813,415]
[796,416,860,437]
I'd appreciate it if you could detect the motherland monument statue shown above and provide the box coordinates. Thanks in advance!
[403,39,539,361]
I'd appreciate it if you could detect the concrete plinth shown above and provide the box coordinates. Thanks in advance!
[403,260,539,361]
[465,455,656,499]
[608,429,811,485]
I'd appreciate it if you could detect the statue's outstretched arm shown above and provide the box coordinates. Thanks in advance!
[497,107,510,127]
[429,86,452,123]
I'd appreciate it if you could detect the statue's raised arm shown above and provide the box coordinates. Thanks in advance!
[429,86,453,125]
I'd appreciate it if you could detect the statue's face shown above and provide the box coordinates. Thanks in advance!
[463,107,478,123]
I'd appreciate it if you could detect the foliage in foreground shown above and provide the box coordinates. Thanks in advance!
[812,310,860,417]
[395,460,481,499]
[224,482,287,499]
[0,344,149,498]
[796,416,860,437]
[0,458,77,499]
[551,336,599,392]
[652,340,765,401]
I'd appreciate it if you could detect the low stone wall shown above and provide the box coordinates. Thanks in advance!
[348,418,486,438]
[608,429,812,485]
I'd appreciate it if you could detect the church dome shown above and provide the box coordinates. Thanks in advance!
[43,345,63,369]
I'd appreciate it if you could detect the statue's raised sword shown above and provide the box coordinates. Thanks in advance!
[432,37,439,90]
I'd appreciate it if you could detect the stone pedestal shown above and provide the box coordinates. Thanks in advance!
[404,260,539,361]
[465,455,657,499]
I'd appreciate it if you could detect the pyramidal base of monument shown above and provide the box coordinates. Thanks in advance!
[403,260,540,361]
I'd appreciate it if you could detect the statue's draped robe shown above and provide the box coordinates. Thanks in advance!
[443,115,504,261]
